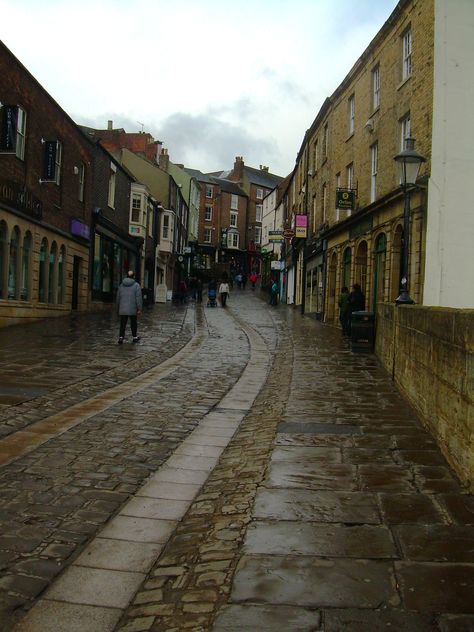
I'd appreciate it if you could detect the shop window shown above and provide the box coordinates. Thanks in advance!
[8,226,20,299]
[58,245,66,303]
[38,238,48,302]
[0,221,6,298]
[21,232,32,301]
[342,247,352,289]
[48,242,57,303]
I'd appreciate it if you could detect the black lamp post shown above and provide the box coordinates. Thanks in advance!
[393,137,426,304]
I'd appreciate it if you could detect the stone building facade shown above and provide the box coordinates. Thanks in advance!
[288,0,434,322]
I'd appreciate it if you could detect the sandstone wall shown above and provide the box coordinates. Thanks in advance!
[376,303,474,491]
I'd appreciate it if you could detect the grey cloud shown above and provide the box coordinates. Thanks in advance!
[157,111,280,172]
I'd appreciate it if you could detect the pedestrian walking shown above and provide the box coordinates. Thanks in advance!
[338,286,351,335]
[235,272,243,289]
[270,279,279,306]
[219,279,230,307]
[116,270,143,344]
[249,272,257,290]
[196,277,203,303]
[347,283,365,335]
[178,279,188,303]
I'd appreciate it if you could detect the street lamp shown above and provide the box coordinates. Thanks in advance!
[393,137,426,304]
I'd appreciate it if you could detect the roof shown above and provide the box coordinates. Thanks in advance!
[183,168,215,185]
[210,177,246,197]
[243,165,284,188]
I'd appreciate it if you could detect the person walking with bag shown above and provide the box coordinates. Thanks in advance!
[117,270,143,344]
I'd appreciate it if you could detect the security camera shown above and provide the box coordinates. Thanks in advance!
[365,119,374,132]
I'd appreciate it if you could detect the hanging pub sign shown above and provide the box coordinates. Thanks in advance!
[336,189,355,210]
[269,230,284,243]
[42,140,57,181]
[295,214,308,238]
[0,105,18,152]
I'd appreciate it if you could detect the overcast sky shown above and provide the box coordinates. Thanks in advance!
[2,0,396,176]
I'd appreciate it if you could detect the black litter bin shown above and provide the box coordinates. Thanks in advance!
[351,311,375,353]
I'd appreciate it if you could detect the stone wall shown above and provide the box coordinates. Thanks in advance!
[376,303,474,491]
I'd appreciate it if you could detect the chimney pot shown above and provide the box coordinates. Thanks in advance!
[107,120,113,130]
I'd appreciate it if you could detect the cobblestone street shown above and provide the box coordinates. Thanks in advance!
[0,291,473,632]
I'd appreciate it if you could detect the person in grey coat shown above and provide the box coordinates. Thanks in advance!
[117,271,143,343]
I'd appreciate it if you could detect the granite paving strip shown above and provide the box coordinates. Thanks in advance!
[12,297,273,632]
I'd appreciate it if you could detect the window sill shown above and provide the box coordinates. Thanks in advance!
[345,132,354,143]
[370,106,380,117]
[397,75,411,91]
[321,157,328,167]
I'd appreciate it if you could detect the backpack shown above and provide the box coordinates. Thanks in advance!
[271,282,278,294]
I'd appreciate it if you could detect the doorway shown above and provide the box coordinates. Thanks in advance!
[72,256,81,310]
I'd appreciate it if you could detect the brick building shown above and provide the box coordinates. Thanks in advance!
[287,0,434,321]
[0,41,94,326]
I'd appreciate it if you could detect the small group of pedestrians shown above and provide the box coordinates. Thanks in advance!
[338,283,365,335]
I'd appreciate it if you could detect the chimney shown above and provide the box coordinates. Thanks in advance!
[107,120,113,131]
[260,165,269,172]
[154,140,163,164]
[159,147,169,171]
[233,156,244,183]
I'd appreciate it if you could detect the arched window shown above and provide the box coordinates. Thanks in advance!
[373,233,387,310]
[58,245,66,303]
[355,241,368,296]
[48,241,57,303]
[342,247,352,289]
[0,221,7,299]
[390,225,403,301]
[8,226,20,299]
[38,238,48,302]
[21,232,32,301]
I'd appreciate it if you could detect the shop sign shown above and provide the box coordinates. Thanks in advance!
[295,214,308,238]
[271,260,284,270]
[0,179,42,219]
[336,189,355,210]
[0,105,17,152]
[70,219,90,240]
[42,141,57,181]
[283,228,295,239]
[130,225,142,235]
[269,230,284,243]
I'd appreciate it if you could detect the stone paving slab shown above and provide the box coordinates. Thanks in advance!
[323,608,438,631]
[75,538,164,573]
[253,488,381,523]
[13,600,121,632]
[213,604,322,631]
[266,461,358,491]
[243,522,397,558]
[231,555,398,608]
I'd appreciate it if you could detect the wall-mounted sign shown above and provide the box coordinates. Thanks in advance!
[0,105,17,152]
[70,219,90,240]
[295,214,308,238]
[283,228,295,239]
[269,230,284,243]
[336,189,355,210]
[0,179,42,219]
[42,140,58,181]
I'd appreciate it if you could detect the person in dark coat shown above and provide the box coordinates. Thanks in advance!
[117,271,143,344]
[338,286,351,335]
[347,283,365,335]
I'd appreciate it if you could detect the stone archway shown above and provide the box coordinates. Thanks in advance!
[354,240,368,298]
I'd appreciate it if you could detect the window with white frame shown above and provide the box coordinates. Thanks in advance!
[162,214,170,239]
[229,232,239,248]
[131,194,141,223]
[255,204,263,222]
[108,162,116,208]
[322,123,329,158]
[348,95,355,135]
[16,107,26,160]
[78,162,85,202]
[371,143,378,203]
[204,228,212,243]
[205,205,212,221]
[205,185,213,198]
[230,212,238,228]
[255,226,261,245]
[256,188,264,200]
[402,28,412,80]
[231,194,238,210]
[372,65,380,110]
[346,163,354,189]
[400,113,411,150]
